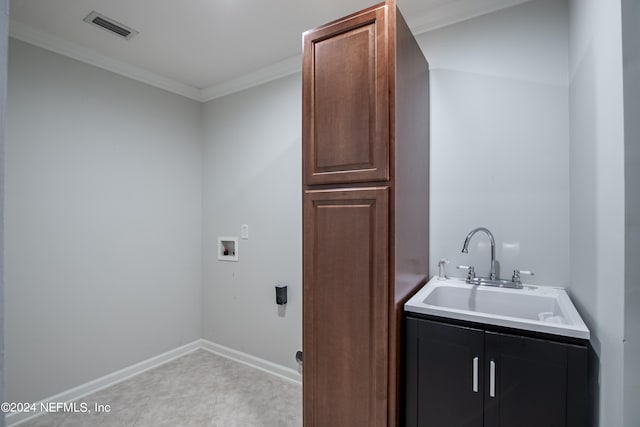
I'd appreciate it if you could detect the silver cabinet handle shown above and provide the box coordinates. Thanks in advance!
[472,357,479,392]
[489,360,496,398]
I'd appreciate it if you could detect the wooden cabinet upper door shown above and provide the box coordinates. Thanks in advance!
[484,332,569,427]
[303,187,389,427]
[302,5,389,186]
[405,318,485,427]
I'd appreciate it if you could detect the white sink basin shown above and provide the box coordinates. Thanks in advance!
[405,277,590,339]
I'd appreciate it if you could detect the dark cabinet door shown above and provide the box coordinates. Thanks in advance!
[303,187,389,427]
[302,4,389,186]
[484,332,568,427]
[406,316,588,427]
[406,318,484,427]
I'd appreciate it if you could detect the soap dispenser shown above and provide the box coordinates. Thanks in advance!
[438,258,450,280]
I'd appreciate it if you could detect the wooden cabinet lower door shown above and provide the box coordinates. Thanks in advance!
[303,187,389,427]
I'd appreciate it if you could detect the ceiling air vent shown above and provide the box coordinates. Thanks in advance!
[83,11,139,40]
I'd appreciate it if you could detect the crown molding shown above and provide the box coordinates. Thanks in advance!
[9,20,203,101]
[9,0,531,103]
[201,54,302,102]
[200,0,532,100]
[202,0,530,102]
[407,0,533,35]
[10,18,302,103]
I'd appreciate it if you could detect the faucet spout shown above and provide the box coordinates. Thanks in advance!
[461,227,496,280]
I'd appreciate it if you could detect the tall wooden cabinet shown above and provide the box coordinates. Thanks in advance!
[302,1,430,425]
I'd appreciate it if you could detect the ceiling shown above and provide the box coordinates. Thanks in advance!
[8,0,530,101]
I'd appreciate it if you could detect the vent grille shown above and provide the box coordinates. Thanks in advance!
[83,11,139,40]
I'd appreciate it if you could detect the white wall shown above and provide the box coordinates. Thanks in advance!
[417,0,570,286]
[5,40,203,403]
[622,0,640,425]
[201,74,302,372]
[0,1,8,424]
[568,0,626,426]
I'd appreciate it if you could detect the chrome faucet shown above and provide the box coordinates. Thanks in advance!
[461,227,496,280]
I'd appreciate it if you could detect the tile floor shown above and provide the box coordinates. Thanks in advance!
[17,350,302,427]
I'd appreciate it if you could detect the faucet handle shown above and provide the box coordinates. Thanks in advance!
[457,265,476,280]
[511,269,534,284]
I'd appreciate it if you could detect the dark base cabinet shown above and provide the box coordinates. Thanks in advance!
[405,315,589,427]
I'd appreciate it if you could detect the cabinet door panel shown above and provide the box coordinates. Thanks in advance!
[484,332,568,427]
[303,187,389,426]
[405,318,484,427]
[302,5,389,185]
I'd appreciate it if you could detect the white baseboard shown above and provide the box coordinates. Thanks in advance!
[6,340,201,426]
[199,339,302,384]
[6,339,301,426]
